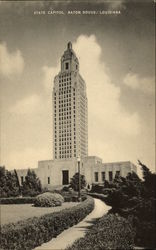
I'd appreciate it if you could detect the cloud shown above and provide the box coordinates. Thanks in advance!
[123,73,155,95]
[0,43,24,77]
[10,94,41,115]
[39,34,141,161]
[107,0,126,10]
[5,147,51,169]
[41,35,140,137]
[42,65,59,93]
[73,34,140,137]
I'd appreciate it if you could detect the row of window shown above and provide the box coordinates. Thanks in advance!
[56,154,76,159]
[59,72,71,78]
[58,90,72,97]
[57,95,72,101]
[59,78,71,83]
[58,89,74,95]
[58,120,72,125]
[57,124,73,129]
[57,133,75,137]
[57,107,73,113]
[58,88,72,93]
[94,171,120,182]
[54,141,76,151]
[59,108,76,113]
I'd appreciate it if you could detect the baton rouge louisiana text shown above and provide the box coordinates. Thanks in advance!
[33,10,121,15]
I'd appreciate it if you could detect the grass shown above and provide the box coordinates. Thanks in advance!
[1,202,79,225]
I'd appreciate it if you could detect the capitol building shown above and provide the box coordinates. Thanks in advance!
[17,42,136,188]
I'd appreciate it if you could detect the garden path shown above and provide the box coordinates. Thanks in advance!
[34,198,111,250]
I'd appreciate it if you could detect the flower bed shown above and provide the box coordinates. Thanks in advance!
[0,196,94,250]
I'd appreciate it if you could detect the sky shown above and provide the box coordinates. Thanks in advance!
[0,0,155,174]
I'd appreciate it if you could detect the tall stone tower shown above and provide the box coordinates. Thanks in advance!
[53,42,88,160]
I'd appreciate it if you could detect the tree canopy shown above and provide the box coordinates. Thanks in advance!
[22,169,42,197]
[104,161,156,248]
[0,166,20,198]
[70,173,86,191]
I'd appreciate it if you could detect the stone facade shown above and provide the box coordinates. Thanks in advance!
[53,42,88,160]
[17,157,137,188]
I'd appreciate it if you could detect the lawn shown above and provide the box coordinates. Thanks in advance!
[1,202,79,225]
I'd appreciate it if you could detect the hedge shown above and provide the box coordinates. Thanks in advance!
[64,195,87,202]
[0,196,94,250]
[67,213,135,250]
[88,192,107,202]
[0,197,35,204]
[0,195,87,204]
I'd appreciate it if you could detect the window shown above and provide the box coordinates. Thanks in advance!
[62,170,69,185]
[65,62,69,70]
[109,171,113,182]
[21,176,24,184]
[115,171,120,178]
[101,172,105,182]
[94,172,98,182]
[48,177,50,184]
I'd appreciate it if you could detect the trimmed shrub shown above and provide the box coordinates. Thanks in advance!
[52,189,87,203]
[0,196,94,250]
[0,197,35,204]
[62,186,70,192]
[63,194,87,202]
[34,192,64,207]
[90,184,104,193]
[67,213,135,250]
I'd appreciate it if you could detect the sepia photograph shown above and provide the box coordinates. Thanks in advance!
[0,0,155,249]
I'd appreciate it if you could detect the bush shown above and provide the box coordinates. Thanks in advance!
[88,192,107,202]
[90,184,104,193]
[21,169,42,197]
[0,167,20,198]
[101,162,156,249]
[0,196,94,250]
[62,186,70,192]
[67,213,135,250]
[52,189,87,203]
[0,197,35,204]
[70,173,86,191]
[34,192,64,207]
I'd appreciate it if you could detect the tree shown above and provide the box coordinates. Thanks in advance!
[0,166,20,197]
[22,169,42,197]
[105,161,156,248]
[0,166,7,197]
[70,173,86,191]
[138,160,156,198]
[14,169,22,196]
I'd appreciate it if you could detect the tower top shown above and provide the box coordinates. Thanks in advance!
[60,41,79,73]
[67,41,72,50]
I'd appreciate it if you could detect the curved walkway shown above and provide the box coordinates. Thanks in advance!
[34,198,111,250]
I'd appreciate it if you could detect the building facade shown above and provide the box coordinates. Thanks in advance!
[16,42,137,188]
[17,158,137,188]
[53,42,88,160]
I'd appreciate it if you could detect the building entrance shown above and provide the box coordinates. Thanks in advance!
[62,170,69,185]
